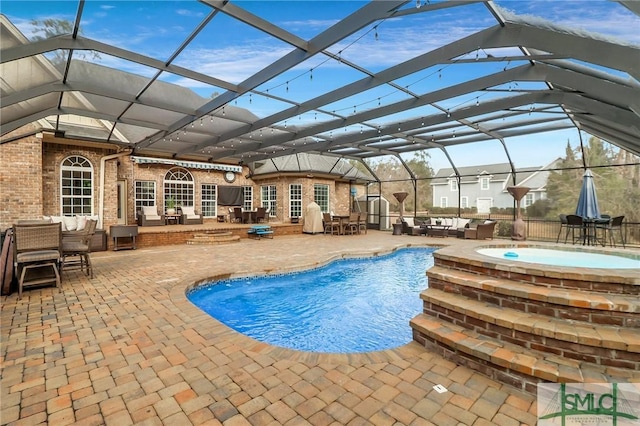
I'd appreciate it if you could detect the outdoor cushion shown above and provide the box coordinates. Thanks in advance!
[404,217,416,227]
[142,206,162,220]
[76,215,87,231]
[181,206,199,219]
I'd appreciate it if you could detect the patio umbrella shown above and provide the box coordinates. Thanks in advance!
[575,169,601,219]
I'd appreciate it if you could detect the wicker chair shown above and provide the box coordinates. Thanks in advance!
[464,220,497,240]
[179,206,203,225]
[13,222,62,298]
[62,219,97,278]
[137,205,164,226]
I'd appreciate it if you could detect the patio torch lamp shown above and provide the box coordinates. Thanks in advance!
[393,192,409,222]
[507,186,530,241]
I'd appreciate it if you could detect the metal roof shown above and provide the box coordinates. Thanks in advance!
[1,1,639,171]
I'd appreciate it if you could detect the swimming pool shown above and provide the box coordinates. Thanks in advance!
[477,247,640,269]
[187,247,435,353]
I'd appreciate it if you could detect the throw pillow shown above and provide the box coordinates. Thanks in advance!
[76,215,88,231]
[63,216,77,231]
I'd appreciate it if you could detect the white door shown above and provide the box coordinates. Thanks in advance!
[476,198,492,214]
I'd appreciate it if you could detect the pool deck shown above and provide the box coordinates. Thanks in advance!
[3,231,636,425]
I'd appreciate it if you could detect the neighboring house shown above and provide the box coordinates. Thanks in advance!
[430,161,559,213]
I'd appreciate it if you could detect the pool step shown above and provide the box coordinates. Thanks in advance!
[427,266,640,327]
[418,288,640,368]
[412,249,640,395]
[410,314,640,393]
[186,232,240,245]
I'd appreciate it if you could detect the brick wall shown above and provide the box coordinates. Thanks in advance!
[0,127,43,230]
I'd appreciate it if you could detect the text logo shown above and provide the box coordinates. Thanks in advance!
[538,383,640,425]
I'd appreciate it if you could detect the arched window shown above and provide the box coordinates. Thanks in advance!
[61,155,93,216]
[164,168,194,211]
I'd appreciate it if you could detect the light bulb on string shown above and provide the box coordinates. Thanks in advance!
[374,25,378,40]
[476,97,479,107]
[310,69,313,81]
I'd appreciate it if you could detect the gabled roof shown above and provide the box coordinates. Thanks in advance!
[431,163,541,185]
[2,2,639,170]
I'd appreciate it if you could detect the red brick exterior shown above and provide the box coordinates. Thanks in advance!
[1,131,360,233]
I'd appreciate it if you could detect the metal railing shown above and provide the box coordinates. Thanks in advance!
[383,213,639,248]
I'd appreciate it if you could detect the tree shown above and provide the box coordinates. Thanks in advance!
[30,18,100,66]
[545,137,640,223]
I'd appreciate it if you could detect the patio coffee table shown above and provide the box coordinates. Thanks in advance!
[426,225,450,237]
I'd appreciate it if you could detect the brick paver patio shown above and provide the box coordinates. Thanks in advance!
[1,231,539,425]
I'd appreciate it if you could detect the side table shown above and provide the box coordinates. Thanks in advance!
[392,223,403,235]
[110,225,138,251]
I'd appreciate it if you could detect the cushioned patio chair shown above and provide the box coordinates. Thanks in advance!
[401,217,425,235]
[137,205,164,226]
[13,222,62,298]
[464,220,497,240]
[62,219,97,278]
[179,206,203,225]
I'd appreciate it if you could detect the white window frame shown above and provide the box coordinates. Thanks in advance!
[524,193,534,208]
[460,196,469,208]
[164,168,194,211]
[201,184,217,218]
[261,185,277,217]
[135,180,156,217]
[60,155,93,216]
[314,184,330,213]
[449,179,458,192]
[290,184,302,218]
[480,176,490,190]
[440,197,448,208]
[242,186,253,211]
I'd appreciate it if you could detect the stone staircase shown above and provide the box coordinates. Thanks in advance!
[186,231,240,245]
[410,249,640,394]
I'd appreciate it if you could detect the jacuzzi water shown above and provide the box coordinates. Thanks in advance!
[187,247,435,353]
[477,247,640,269]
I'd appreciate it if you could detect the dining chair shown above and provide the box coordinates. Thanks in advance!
[322,213,340,235]
[599,215,625,248]
[13,222,62,298]
[556,214,568,243]
[62,219,97,278]
[564,215,584,244]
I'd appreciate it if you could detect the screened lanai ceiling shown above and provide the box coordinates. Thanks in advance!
[1,1,640,170]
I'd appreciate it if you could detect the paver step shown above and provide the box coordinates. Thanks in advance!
[420,288,640,354]
[186,233,240,245]
[410,313,640,389]
[428,265,640,322]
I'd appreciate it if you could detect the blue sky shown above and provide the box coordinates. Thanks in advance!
[2,1,638,171]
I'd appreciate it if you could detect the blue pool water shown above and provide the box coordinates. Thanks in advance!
[187,247,435,353]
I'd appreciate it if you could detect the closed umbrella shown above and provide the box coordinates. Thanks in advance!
[575,169,600,219]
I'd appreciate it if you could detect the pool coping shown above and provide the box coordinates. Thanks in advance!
[169,242,444,365]
[437,241,640,285]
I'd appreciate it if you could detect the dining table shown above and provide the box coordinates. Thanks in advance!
[332,215,351,235]
[242,210,257,224]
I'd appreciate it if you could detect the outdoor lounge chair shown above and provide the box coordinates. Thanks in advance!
[13,222,62,298]
[179,206,203,225]
[255,207,267,223]
[137,205,164,226]
[464,220,497,240]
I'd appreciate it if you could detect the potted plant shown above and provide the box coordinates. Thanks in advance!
[166,196,177,215]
